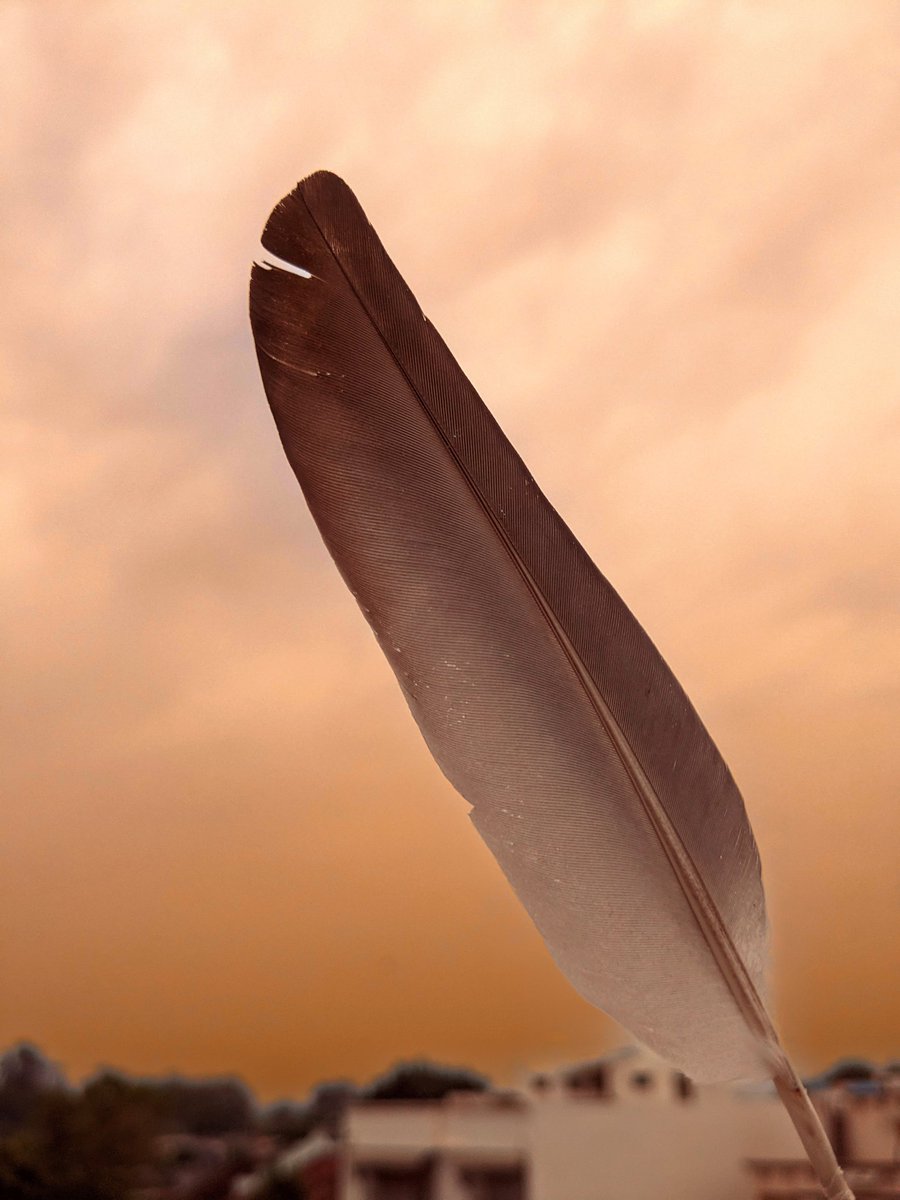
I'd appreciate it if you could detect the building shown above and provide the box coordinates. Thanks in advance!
[242,1050,899,1200]
[341,1086,527,1200]
[747,1061,900,1200]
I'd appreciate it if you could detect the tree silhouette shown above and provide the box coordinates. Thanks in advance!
[0,1043,68,1134]
[364,1061,489,1102]
[0,1077,158,1200]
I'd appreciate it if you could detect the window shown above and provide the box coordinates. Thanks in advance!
[565,1064,607,1097]
[459,1165,526,1200]
[359,1162,433,1200]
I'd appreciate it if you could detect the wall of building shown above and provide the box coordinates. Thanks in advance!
[834,1094,898,1161]
[341,1095,528,1200]
[529,1087,803,1200]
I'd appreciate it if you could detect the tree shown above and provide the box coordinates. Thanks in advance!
[0,1078,158,1200]
[0,1043,68,1133]
[261,1081,356,1145]
[260,1100,314,1144]
[150,1076,256,1135]
[364,1061,489,1102]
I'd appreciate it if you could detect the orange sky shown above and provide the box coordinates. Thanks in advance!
[2,1,898,1102]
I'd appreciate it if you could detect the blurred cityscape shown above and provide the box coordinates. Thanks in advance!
[0,1041,896,1200]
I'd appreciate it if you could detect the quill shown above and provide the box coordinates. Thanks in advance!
[249,172,853,1199]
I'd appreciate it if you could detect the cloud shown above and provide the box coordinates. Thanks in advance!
[2,0,897,1094]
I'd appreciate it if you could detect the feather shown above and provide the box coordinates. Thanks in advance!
[249,172,853,1198]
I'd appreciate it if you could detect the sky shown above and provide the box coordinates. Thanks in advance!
[2,1,898,1102]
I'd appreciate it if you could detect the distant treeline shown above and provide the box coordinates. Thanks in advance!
[0,1042,489,1199]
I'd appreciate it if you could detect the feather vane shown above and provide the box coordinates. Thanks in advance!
[249,173,852,1198]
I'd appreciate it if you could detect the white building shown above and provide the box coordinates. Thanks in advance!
[256,1050,899,1200]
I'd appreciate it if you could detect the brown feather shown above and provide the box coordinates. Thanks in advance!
[249,171,772,1082]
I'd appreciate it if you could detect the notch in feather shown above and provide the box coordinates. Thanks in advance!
[249,172,854,1200]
